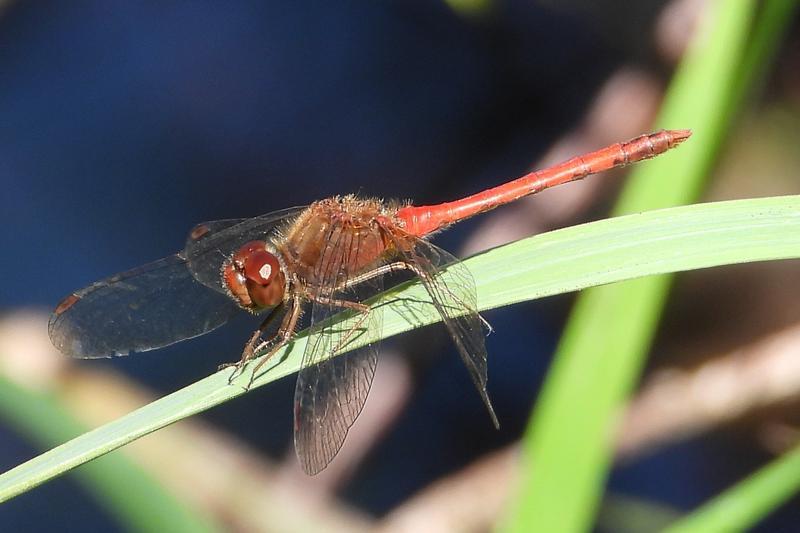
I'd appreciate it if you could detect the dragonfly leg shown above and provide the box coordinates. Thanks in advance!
[245,295,303,388]
[222,303,285,383]
[398,259,488,329]
[337,260,490,333]
[336,261,410,291]
[309,295,372,356]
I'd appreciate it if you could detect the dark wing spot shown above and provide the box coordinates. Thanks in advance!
[190,223,211,241]
[54,293,81,315]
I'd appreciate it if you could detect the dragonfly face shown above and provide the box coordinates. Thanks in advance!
[222,240,287,311]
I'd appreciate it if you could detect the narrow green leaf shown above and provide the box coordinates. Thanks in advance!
[1,195,800,502]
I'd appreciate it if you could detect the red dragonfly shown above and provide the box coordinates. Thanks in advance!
[49,129,690,474]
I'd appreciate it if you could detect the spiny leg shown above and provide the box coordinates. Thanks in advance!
[336,261,409,291]
[245,296,303,388]
[310,295,372,356]
[398,258,491,331]
[222,302,284,383]
[341,259,491,329]
[287,262,405,358]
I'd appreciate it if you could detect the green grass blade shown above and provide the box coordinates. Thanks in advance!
[615,0,797,218]
[0,375,219,532]
[664,445,800,533]
[500,1,798,531]
[1,195,800,502]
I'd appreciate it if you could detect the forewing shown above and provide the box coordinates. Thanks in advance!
[293,223,384,475]
[184,206,307,292]
[50,207,306,359]
[397,238,498,428]
[49,255,242,358]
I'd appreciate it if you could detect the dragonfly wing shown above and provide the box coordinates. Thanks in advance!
[50,207,307,359]
[294,298,381,475]
[184,206,307,292]
[49,254,242,358]
[398,238,498,428]
[293,225,384,475]
[184,218,247,244]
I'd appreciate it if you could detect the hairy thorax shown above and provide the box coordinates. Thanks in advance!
[278,195,409,289]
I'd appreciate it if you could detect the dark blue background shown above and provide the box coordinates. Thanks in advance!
[1,1,794,531]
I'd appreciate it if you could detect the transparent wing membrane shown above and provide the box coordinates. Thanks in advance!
[293,220,384,475]
[49,207,305,359]
[49,255,242,358]
[397,237,498,428]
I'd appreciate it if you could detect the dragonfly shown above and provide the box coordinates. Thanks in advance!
[49,129,690,475]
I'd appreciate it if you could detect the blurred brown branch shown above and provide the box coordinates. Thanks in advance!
[617,324,800,460]
[377,446,520,533]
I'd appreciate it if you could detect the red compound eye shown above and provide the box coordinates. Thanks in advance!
[224,241,285,310]
[243,249,280,285]
[232,240,266,265]
[223,262,250,307]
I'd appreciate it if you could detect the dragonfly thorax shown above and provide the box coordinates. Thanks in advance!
[278,196,401,289]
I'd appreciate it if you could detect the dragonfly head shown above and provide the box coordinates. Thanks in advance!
[223,241,286,311]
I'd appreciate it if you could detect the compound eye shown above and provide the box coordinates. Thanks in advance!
[223,241,286,310]
[232,240,267,267]
[222,262,251,307]
[243,249,280,285]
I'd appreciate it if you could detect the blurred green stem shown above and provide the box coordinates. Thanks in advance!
[0,375,219,533]
[664,445,800,533]
[502,1,797,531]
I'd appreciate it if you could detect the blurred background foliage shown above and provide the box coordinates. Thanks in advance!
[1,1,799,531]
